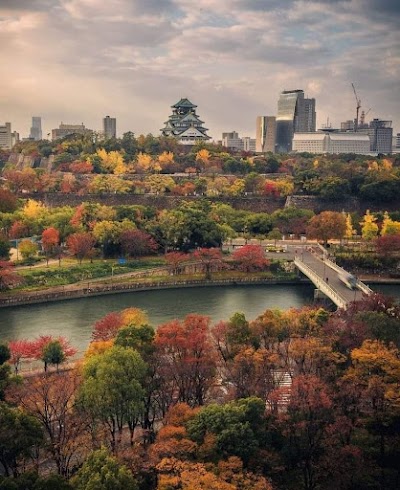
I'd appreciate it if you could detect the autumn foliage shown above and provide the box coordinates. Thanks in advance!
[3,295,400,489]
[232,244,269,272]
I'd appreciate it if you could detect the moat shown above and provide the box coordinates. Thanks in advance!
[0,283,398,355]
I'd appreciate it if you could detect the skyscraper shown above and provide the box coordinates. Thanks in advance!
[29,116,42,141]
[256,116,276,153]
[276,90,316,152]
[359,118,393,153]
[304,99,316,132]
[103,116,116,139]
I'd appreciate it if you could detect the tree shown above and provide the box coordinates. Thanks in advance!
[115,324,155,358]
[92,219,134,257]
[232,245,269,272]
[272,207,314,236]
[66,232,95,263]
[31,336,76,372]
[360,210,378,241]
[18,239,38,261]
[0,343,11,401]
[8,371,89,478]
[71,448,138,490]
[9,221,30,240]
[155,314,217,406]
[78,346,146,450]
[0,234,11,259]
[187,397,266,465]
[195,149,211,172]
[267,228,282,243]
[274,375,334,490]
[41,227,60,266]
[165,251,190,275]
[192,247,224,280]
[0,402,43,477]
[119,229,157,258]
[92,312,124,341]
[380,211,400,236]
[41,341,66,372]
[0,188,17,213]
[70,160,94,174]
[344,213,355,240]
[3,169,38,193]
[0,261,23,291]
[8,339,35,374]
[375,233,400,255]
[306,211,346,244]
[96,148,127,174]
[22,199,46,220]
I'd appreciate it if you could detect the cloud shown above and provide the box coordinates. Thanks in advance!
[0,0,398,140]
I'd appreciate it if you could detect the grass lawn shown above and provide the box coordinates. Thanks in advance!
[15,257,166,290]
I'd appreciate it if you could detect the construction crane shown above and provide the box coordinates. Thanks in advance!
[351,83,361,132]
[360,108,372,128]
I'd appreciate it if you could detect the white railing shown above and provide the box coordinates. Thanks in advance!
[322,257,373,296]
[294,258,348,309]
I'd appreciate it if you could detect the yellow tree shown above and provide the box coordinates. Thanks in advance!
[227,179,245,196]
[84,340,114,360]
[344,213,355,240]
[121,308,149,327]
[275,178,294,196]
[158,151,175,170]
[360,210,378,241]
[145,175,175,194]
[195,149,211,172]
[96,149,127,174]
[23,199,46,220]
[381,211,400,236]
[136,152,153,173]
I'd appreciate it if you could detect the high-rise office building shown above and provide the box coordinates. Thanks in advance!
[341,120,355,131]
[221,131,255,151]
[103,116,116,139]
[256,116,276,153]
[276,89,316,152]
[292,131,370,154]
[51,123,92,141]
[0,122,18,149]
[29,117,42,141]
[359,118,393,154]
[304,99,316,132]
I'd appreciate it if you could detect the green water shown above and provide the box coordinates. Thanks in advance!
[0,283,398,355]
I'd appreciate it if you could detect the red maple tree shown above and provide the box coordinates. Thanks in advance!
[155,314,216,406]
[232,244,269,272]
[66,232,95,263]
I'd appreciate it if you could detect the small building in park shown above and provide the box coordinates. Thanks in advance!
[161,98,211,145]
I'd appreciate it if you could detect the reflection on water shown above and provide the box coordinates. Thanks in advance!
[0,283,398,354]
[0,284,313,353]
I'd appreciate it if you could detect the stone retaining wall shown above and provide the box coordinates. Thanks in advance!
[23,193,286,212]
[0,277,303,308]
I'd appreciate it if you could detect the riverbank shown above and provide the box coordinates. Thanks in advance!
[1,269,399,309]
[0,273,301,308]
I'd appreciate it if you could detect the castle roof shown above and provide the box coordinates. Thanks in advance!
[172,98,197,109]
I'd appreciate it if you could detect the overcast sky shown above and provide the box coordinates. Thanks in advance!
[0,0,399,140]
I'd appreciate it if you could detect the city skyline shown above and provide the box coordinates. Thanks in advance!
[0,0,399,139]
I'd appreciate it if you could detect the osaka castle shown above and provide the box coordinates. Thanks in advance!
[161,98,211,145]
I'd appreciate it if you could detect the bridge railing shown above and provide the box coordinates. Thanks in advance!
[322,257,373,296]
[294,258,348,309]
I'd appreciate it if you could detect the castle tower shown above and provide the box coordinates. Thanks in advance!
[161,98,211,145]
